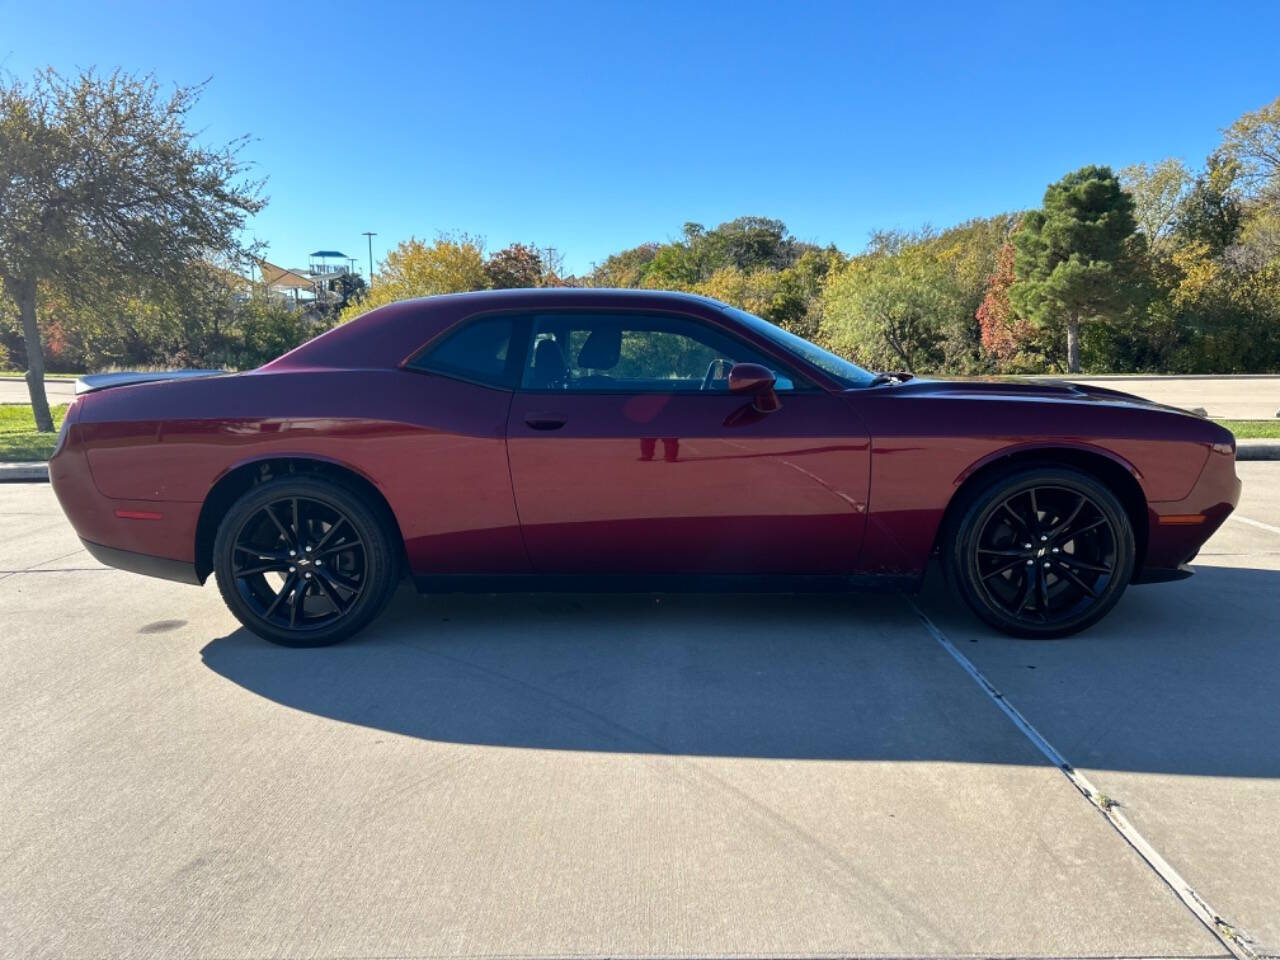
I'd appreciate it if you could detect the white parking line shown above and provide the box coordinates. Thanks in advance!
[1229,514,1280,536]
[909,600,1259,960]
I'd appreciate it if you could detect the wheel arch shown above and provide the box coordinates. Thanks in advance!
[195,455,406,582]
[935,444,1150,574]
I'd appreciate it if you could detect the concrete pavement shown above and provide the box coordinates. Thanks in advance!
[1060,375,1280,419]
[1,466,1277,958]
[0,376,75,405]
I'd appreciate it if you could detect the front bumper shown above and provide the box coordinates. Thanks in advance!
[1140,443,1241,576]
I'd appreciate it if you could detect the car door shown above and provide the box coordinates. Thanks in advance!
[504,310,871,575]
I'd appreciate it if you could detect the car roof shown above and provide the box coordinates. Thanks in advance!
[261,288,736,372]
[390,287,728,309]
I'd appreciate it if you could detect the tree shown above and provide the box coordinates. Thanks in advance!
[586,216,813,293]
[340,234,487,322]
[586,243,659,287]
[913,214,1020,373]
[698,216,797,272]
[820,252,960,373]
[1121,158,1192,254]
[484,243,546,289]
[1173,154,1244,256]
[691,266,781,319]
[1221,95,1280,202]
[1010,165,1143,373]
[329,272,367,313]
[0,68,262,430]
[977,241,1032,363]
[766,247,846,339]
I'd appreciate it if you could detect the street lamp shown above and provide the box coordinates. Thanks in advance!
[362,231,377,285]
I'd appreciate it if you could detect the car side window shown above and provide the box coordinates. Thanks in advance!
[406,317,517,388]
[519,313,803,393]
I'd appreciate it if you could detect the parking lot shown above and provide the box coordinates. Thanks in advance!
[2,464,1277,959]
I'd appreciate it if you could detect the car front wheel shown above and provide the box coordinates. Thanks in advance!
[947,466,1135,638]
[213,475,400,647]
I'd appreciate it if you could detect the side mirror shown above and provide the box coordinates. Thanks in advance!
[728,362,781,413]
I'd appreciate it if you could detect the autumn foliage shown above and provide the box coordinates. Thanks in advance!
[977,242,1033,362]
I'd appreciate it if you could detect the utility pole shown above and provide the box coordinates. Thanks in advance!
[362,231,377,285]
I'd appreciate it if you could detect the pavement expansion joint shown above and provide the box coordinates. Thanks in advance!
[908,599,1262,960]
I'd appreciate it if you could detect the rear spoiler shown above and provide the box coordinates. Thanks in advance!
[74,369,227,396]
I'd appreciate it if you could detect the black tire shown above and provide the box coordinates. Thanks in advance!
[946,466,1135,638]
[213,475,400,647]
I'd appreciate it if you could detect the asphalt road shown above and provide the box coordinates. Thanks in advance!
[1,466,1278,959]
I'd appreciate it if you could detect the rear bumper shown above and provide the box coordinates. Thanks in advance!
[50,421,203,578]
[80,538,202,585]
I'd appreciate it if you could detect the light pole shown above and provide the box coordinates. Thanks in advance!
[362,231,377,285]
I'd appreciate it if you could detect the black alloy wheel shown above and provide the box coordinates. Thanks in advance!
[213,475,399,646]
[949,467,1135,638]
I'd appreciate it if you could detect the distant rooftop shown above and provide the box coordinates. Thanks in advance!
[309,250,349,258]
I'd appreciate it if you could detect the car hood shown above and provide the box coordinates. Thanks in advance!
[861,376,1197,416]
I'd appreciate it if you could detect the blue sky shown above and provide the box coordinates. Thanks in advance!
[4,1,1278,276]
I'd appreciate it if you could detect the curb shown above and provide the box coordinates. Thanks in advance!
[0,462,50,482]
[1236,440,1280,461]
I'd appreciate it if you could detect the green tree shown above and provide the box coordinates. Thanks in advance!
[1120,158,1192,254]
[640,239,703,288]
[766,247,846,339]
[1174,154,1244,256]
[820,252,961,373]
[325,271,367,316]
[0,68,262,430]
[229,295,330,369]
[1221,95,1280,203]
[587,217,813,293]
[1010,165,1143,373]
[586,243,659,287]
[697,216,797,272]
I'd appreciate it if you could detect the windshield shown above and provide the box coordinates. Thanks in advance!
[719,305,877,388]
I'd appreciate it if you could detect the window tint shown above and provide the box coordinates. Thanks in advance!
[408,317,515,387]
[520,313,803,393]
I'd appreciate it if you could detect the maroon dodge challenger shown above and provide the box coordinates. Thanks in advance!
[50,288,1240,646]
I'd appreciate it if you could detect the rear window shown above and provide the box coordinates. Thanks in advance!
[406,317,516,388]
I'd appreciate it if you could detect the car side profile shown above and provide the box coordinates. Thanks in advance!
[49,289,1241,646]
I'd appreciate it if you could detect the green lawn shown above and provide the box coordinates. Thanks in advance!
[0,404,68,462]
[1216,419,1280,439]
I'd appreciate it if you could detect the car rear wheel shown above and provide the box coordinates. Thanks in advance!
[213,475,399,647]
[947,467,1135,638]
